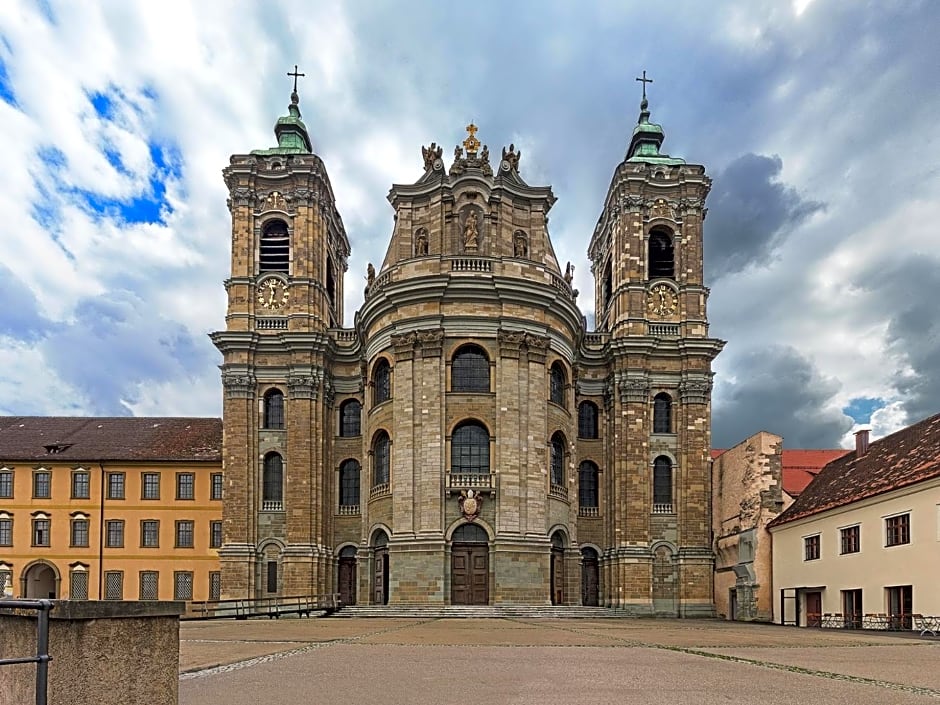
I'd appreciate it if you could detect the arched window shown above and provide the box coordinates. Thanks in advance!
[603,259,612,309]
[578,461,599,509]
[653,393,672,434]
[373,359,391,405]
[549,363,566,406]
[452,523,488,543]
[262,453,283,509]
[372,432,390,488]
[339,400,362,437]
[339,459,360,508]
[578,402,598,439]
[550,432,566,487]
[653,456,673,509]
[263,389,284,429]
[451,345,490,392]
[648,229,674,279]
[326,256,336,307]
[451,421,490,475]
[259,219,290,273]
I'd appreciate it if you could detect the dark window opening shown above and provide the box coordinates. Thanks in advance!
[327,257,336,308]
[578,461,599,509]
[373,432,390,487]
[550,432,566,487]
[549,363,566,406]
[339,460,361,507]
[804,535,820,561]
[266,561,278,593]
[653,393,672,433]
[452,345,490,392]
[885,514,910,547]
[451,422,490,475]
[340,400,362,437]
[648,229,674,279]
[578,402,599,438]
[264,389,285,429]
[373,359,391,405]
[603,260,612,309]
[653,456,672,507]
[263,453,284,507]
[840,525,860,554]
[259,220,290,273]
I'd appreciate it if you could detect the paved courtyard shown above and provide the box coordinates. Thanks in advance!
[179,617,940,705]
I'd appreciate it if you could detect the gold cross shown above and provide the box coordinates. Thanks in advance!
[463,122,480,154]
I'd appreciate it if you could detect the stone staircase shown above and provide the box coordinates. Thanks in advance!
[328,605,632,619]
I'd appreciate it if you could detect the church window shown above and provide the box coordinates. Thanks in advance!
[603,260,612,309]
[578,402,599,438]
[550,432,566,488]
[648,229,674,279]
[372,432,390,488]
[326,256,336,308]
[451,421,490,475]
[262,452,284,510]
[578,461,599,510]
[339,400,362,437]
[373,359,391,405]
[549,363,566,406]
[339,459,361,508]
[259,219,290,273]
[451,345,490,392]
[263,389,285,429]
[653,456,673,510]
[453,523,488,543]
[653,393,672,434]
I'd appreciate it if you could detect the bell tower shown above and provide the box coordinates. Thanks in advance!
[588,76,724,616]
[212,69,350,599]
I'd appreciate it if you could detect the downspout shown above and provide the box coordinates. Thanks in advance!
[98,461,105,600]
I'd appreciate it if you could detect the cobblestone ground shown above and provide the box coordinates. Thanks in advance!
[179,618,940,705]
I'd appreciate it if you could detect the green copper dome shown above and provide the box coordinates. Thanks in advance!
[252,88,313,155]
[625,97,684,166]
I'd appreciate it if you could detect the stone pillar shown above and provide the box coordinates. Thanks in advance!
[0,601,184,705]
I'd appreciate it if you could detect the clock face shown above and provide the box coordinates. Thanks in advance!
[257,277,289,311]
[647,283,678,317]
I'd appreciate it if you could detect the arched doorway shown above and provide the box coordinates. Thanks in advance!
[581,547,599,606]
[550,531,566,605]
[372,530,389,605]
[451,523,489,605]
[652,543,678,616]
[338,546,357,606]
[23,561,58,599]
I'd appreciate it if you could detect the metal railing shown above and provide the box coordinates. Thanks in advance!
[0,598,54,705]
[183,593,341,620]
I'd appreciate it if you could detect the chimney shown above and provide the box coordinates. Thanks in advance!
[854,429,870,457]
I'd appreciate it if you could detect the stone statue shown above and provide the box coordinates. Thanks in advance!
[463,212,479,249]
[367,263,375,287]
[421,142,443,171]
[415,230,429,256]
[502,143,521,171]
[480,145,489,164]
[514,231,528,258]
[564,262,574,285]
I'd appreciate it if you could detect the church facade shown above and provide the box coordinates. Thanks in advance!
[212,83,724,614]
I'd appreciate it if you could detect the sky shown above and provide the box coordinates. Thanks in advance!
[0,0,938,449]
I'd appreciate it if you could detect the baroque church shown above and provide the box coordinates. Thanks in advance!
[212,77,723,614]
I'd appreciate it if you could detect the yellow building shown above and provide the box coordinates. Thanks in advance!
[0,417,222,601]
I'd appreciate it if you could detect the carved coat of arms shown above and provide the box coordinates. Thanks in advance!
[458,489,482,521]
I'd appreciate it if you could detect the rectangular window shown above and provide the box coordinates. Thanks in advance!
[139,571,159,600]
[176,473,195,500]
[209,571,222,601]
[210,520,223,548]
[141,519,160,548]
[142,472,161,500]
[33,471,51,499]
[885,513,910,547]
[69,570,89,600]
[71,471,90,499]
[0,518,12,546]
[840,525,860,554]
[104,571,124,600]
[174,571,194,600]
[33,518,50,546]
[0,470,12,498]
[107,472,125,500]
[803,534,820,561]
[106,519,125,548]
[175,520,194,548]
[71,518,90,547]
[211,473,223,500]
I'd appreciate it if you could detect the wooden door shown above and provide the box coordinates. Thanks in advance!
[551,548,565,605]
[338,557,357,606]
[373,548,388,605]
[452,545,488,605]
[805,591,822,627]
[581,553,599,606]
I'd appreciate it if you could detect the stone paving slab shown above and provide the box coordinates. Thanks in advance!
[702,644,940,691]
[179,642,939,705]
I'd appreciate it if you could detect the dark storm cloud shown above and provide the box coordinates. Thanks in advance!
[712,345,852,448]
[854,256,940,424]
[705,154,823,281]
[40,291,215,415]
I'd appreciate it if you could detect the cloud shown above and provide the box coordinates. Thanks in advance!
[705,153,824,280]
[712,345,853,448]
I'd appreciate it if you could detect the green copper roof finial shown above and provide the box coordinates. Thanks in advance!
[625,70,685,166]
[252,64,314,155]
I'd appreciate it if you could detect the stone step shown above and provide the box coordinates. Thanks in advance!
[327,605,632,619]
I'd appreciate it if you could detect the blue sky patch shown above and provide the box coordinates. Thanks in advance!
[0,58,17,106]
[89,89,116,120]
[843,397,885,424]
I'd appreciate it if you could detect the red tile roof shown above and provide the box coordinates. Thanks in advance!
[769,412,940,527]
[0,417,222,463]
[780,449,849,497]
